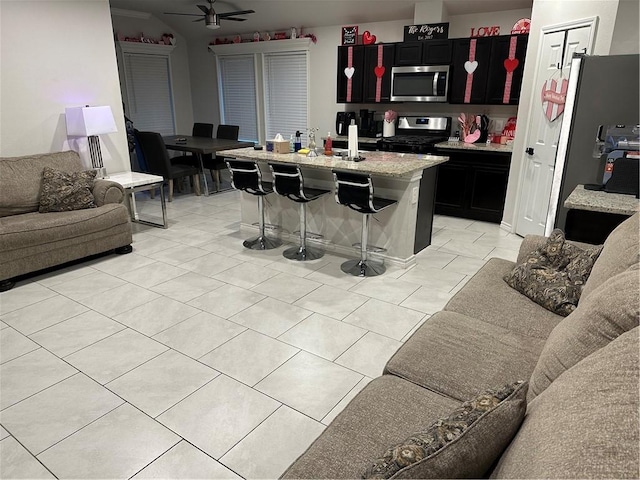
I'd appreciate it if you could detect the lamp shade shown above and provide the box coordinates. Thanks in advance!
[65,106,117,137]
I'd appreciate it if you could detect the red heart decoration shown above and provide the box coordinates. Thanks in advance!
[504,58,519,73]
[362,31,376,45]
[374,66,385,78]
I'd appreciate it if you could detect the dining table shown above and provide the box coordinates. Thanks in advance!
[163,135,253,195]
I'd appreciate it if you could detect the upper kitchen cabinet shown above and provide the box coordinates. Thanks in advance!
[485,34,529,105]
[337,45,364,103]
[362,44,395,103]
[449,37,493,104]
[394,40,452,66]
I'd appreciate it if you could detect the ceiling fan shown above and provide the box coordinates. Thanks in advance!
[164,0,255,30]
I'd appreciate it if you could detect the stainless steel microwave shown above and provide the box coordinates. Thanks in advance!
[390,65,449,102]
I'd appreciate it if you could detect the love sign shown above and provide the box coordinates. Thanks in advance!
[470,26,500,37]
[342,26,358,45]
[541,78,569,122]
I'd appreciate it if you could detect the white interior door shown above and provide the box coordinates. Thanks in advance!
[515,24,594,237]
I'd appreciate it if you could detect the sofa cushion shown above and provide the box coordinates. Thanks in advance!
[0,204,129,257]
[444,258,563,339]
[385,311,544,402]
[582,213,639,300]
[363,381,527,479]
[490,328,639,479]
[280,375,459,479]
[0,151,84,217]
[39,167,97,213]
[527,263,640,402]
[504,229,602,316]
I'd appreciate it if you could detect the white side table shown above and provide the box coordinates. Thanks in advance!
[108,172,168,228]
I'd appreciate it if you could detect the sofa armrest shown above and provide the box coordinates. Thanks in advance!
[93,180,125,206]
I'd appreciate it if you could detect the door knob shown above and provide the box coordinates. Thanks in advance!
[525,147,534,155]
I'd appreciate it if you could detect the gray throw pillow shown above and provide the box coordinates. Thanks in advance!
[503,229,602,316]
[39,167,97,213]
[362,381,527,479]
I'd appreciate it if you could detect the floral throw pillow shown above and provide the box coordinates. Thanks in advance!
[362,381,527,479]
[39,167,97,213]
[504,229,603,316]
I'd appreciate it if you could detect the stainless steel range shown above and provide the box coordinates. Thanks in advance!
[380,116,451,154]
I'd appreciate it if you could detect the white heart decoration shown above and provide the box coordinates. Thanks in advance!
[464,60,478,73]
[344,67,355,79]
[464,61,478,74]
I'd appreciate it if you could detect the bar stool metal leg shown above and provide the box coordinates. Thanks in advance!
[243,195,282,250]
[283,202,325,261]
[340,213,386,276]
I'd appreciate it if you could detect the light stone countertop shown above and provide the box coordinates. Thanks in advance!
[434,141,513,154]
[216,147,449,177]
[564,184,639,215]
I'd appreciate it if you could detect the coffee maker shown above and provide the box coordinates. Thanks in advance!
[336,111,356,137]
[359,109,383,138]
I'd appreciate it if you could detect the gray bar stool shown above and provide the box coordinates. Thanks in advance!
[269,163,330,261]
[226,159,282,250]
[332,170,397,276]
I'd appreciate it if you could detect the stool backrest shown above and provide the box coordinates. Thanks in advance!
[226,159,266,194]
[269,163,304,200]
[333,170,374,213]
[193,123,214,138]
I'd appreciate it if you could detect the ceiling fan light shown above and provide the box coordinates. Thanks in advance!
[205,12,220,29]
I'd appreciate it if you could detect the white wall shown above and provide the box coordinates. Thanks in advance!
[610,0,640,55]
[111,13,194,135]
[0,0,130,173]
[502,0,621,230]
[187,44,221,127]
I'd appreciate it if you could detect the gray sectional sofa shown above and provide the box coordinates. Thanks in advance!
[283,213,639,479]
[0,151,133,290]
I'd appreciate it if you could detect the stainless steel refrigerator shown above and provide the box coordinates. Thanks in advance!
[545,53,639,235]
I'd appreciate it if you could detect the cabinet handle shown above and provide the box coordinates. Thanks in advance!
[525,147,535,155]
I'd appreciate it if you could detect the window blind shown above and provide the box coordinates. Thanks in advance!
[264,52,308,143]
[123,53,176,136]
[218,55,258,143]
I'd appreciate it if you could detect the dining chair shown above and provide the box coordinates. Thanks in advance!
[135,131,201,202]
[208,124,240,192]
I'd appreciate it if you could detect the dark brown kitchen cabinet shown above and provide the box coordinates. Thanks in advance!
[337,45,364,103]
[434,148,511,223]
[363,44,395,103]
[394,40,452,66]
[449,37,493,104]
[486,34,529,104]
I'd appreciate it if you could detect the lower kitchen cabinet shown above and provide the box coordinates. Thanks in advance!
[435,149,511,223]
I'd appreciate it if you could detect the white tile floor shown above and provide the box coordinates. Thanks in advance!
[0,187,522,479]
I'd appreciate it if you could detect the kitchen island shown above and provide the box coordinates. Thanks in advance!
[216,148,449,268]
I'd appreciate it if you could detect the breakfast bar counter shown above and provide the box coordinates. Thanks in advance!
[217,148,449,268]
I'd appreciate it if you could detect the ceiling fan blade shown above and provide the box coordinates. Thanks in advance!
[197,5,210,14]
[193,18,205,22]
[222,17,247,21]
[164,12,203,16]
[218,9,254,17]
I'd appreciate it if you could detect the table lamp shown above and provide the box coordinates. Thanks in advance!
[65,106,117,178]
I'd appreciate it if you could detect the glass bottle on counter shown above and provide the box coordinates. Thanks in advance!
[324,132,333,156]
[289,134,295,153]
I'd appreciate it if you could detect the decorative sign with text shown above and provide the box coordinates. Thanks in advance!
[470,25,501,37]
[342,26,358,45]
[541,77,569,122]
[403,23,449,42]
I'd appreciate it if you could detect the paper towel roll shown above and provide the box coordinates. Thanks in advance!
[348,124,358,159]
